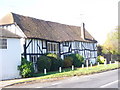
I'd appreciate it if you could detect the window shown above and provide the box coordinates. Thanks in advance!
[75,42,79,48]
[29,55,38,72]
[47,42,59,54]
[74,50,79,54]
[63,42,69,46]
[42,40,46,49]
[0,39,7,49]
[64,54,69,58]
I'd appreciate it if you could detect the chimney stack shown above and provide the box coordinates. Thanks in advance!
[81,23,85,40]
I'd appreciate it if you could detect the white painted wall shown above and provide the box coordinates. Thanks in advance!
[0,38,22,80]
[0,50,2,80]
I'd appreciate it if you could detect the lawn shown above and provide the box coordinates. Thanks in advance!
[15,63,119,84]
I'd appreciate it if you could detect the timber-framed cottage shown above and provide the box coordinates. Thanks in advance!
[0,12,97,73]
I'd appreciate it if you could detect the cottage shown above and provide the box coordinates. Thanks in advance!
[0,28,21,80]
[0,12,97,73]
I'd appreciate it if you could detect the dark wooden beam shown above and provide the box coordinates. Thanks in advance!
[26,39,32,49]
[24,40,27,59]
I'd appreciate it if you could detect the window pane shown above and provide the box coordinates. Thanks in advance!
[0,39,7,49]
[47,42,59,53]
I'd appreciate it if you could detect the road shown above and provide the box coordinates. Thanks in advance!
[6,69,119,88]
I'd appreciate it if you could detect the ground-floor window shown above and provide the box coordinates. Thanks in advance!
[63,54,69,58]
[29,55,38,73]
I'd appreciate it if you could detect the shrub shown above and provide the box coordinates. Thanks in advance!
[57,57,63,67]
[97,55,106,64]
[68,54,84,67]
[37,55,51,72]
[47,53,63,71]
[63,56,73,68]
[47,53,58,59]
[18,57,34,78]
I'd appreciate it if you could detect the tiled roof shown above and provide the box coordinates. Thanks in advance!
[0,28,21,38]
[0,12,97,42]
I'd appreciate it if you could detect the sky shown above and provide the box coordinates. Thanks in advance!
[0,0,119,44]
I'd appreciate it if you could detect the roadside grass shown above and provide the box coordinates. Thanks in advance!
[14,63,119,84]
[32,68,73,77]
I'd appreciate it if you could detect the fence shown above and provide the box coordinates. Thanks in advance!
[103,54,120,63]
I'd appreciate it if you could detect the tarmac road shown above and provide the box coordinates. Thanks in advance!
[6,69,119,88]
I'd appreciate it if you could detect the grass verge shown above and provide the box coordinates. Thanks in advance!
[11,63,120,85]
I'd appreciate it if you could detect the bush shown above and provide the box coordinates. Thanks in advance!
[47,53,63,71]
[37,55,51,72]
[68,54,84,67]
[97,55,106,64]
[18,57,34,78]
[63,56,73,68]
[47,53,58,59]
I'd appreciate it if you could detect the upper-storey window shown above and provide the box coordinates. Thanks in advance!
[75,42,79,48]
[0,39,7,49]
[47,42,59,54]
[63,42,69,46]
[42,40,46,49]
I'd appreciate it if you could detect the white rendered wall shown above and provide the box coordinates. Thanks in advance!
[0,38,22,80]
[0,50,2,80]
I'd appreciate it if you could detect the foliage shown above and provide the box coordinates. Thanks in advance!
[102,28,119,55]
[97,45,103,56]
[97,56,106,64]
[18,57,34,78]
[37,55,51,72]
[47,53,58,59]
[47,53,63,71]
[63,56,73,68]
[17,64,119,83]
[68,54,84,67]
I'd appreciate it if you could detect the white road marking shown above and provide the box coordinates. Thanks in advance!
[51,82,62,86]
[36,86,43,88]
[100,80,118,88]
[36,82,62,88]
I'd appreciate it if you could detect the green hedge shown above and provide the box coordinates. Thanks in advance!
[47,53,63,71]
[37,55,51,72]
[68,54,84,67]
[36,54,63,72]
[63,56,73,68]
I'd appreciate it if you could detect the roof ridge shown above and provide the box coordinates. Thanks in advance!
[10,12,81,28]
[0,12,97,42]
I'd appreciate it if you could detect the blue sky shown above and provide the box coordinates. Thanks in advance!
[0,0,119,44]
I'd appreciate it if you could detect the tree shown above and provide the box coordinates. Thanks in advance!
[97,45,103,56]
[102,27,119,55]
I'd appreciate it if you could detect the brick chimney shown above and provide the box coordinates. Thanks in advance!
[81,23,85,40]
